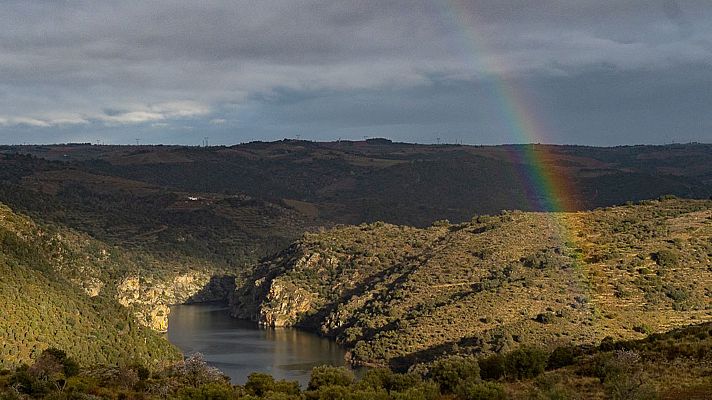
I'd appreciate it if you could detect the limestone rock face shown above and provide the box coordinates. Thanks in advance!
[230,248,327,327]
[117,273,236,331]
[258,280,315,327]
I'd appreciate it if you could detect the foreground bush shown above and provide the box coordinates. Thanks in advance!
[456,381,508,400]
[427,356,480,394]
[503,346,548,380]
[307,366,355,391]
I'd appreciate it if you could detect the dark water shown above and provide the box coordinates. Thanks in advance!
[167,304,347,386]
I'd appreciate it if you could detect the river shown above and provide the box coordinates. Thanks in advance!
[167,303,348,386]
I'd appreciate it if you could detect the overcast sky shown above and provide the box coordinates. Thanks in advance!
[1,0,711,145]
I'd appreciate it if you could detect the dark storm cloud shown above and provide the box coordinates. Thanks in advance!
[0,0,710,144]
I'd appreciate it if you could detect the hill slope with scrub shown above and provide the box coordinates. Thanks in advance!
[231,198,712,368]
[0,204,182,369]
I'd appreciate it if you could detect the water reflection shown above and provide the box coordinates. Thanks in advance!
[167,304,347,386]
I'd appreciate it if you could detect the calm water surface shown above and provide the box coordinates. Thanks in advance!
[167,304,347,386]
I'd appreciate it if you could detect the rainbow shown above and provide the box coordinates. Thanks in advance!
[434,0,579,214]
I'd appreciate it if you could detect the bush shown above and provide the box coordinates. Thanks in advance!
[576,353,614,382]
[456,381,508,400]
[359,368,422,393]
[245,373,276,396]
[478,354,506,381]
[391,381,440,400]
[521,248,569,270]
[547,346,581,370]
[130,363,150,381]
[600,336,616,352]
[602,351,658,400]
[33,348,80,379]
[651,249,679,267]
[305,384,352,400]
[177,382,235,400]
[271,379,301,396]
[503,346,548,380]
[535,312,555,324]
[308,366,355,391]
[427,356,480,394]
[172,353,225,387]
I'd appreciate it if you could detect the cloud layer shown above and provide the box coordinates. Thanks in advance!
[1,0,711,144]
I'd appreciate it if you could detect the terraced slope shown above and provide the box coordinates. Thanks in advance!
[231,198,712,368]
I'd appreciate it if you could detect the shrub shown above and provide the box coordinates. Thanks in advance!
[456,381,508,400]
[305,384,352,400]
[503,346,548,380]
[602,351,658,400]
[245,373,276,396]
[359,368,422,393]
[391,381,440,400]
[478,354,506,381]
[172,353,225,387]
[521,248,569,270]
[177,382,235,400]
[577,353,614,382]
[308,366,355,391]
[359,368,392,390]
[130,363,150,381]
[600,336,616,352]
[651,249,679,267]
[427,356,480,394]
[547,346,581,370]
[535,312,555,324]
[271,379,301,396]
[31,348,80,379]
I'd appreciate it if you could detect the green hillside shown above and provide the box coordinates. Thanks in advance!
[232,198,712,368]
[0,204,181,368]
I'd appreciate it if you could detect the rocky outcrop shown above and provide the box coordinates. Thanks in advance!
[259,280,315,327]
[230,246,330,327]
[118,273,236,331]
[231,275,316,327]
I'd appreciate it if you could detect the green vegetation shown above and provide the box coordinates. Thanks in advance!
[0,204,181,369]
[2,321,710,399]
[234,198,712,369]
[1,142,711,398]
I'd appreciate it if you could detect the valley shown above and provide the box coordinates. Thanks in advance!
[0,142,710,399]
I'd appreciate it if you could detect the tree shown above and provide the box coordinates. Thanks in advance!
[307,366,355,391]
[427,356,480,394]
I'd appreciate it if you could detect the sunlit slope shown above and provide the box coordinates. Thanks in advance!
[233,198,712,368]
[0,204,180,368]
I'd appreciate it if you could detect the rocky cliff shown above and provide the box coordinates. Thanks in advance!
[231,246,325,326]
[117,273,236,331]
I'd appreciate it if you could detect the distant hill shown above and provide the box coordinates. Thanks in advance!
[230,198,712,369]
[1,141,710,269]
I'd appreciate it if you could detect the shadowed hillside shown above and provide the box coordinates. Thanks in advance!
[0,141,710,270]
